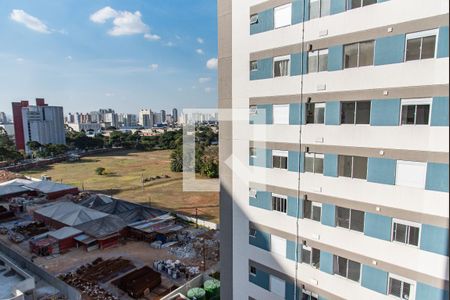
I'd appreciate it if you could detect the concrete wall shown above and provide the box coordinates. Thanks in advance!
[0,240,82,300]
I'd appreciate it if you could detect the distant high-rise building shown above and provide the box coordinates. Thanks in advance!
[103,112,118,128]
[139,109,154,128]
[160,110,167,123]
[172,108,178,123]
[154,113,162,125]
[0,112,8,124]
[90,111,102,123]
[12,98,65,153]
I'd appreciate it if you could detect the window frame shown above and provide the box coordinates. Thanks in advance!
[306,102,326,124]
[250,266,257,277]
[272,193,288,213]
[333,255,362,283]
[388,273,416,300]
[273,104,290,125]
[344,40,375,69]
[302,289,319,300]
[405,29,439,62]
[347,0,377,10]
[309,0,331,20]
[395,160,427,189]
[305,153,324,174]
[304,200,322,222]
[340,101,371,125]
[274,4,292,29]
[272,150,289,170]
[273,55,291,77]
[338,155,368,180]
[271,234,287,256]
[391,218,421,248]
[336,206,365,233]
[301,244,321,269]
[249,228,257,238]
[250,60,258,72]
[249,187,257,198]
[400,98,432,126]
[308,49,329,73]
[269,275,286,298]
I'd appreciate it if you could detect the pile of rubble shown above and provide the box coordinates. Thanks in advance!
[153,260,200,280]
[59,273,117,300]
[59,257,136,300]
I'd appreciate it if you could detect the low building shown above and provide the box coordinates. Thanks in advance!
[34,201,108,229]
[0,254,35,300]
[0,179,79,201]
[66,122,102,134]
[75,215,127,250]
[30,227,83,256]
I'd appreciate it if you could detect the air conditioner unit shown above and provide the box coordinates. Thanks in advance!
[250,14,259,25]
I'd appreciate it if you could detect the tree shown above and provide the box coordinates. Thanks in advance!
[170,146,183,172]
[0,129,22,162]
[95,167,106,176]
[200,146,219,178]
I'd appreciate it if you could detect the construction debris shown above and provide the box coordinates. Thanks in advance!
[113,266,162,299]
[154,260,200,280]
[59,257,136,300]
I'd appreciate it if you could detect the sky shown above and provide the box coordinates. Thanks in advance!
[0,0,218,117]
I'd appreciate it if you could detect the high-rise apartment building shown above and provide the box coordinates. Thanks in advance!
[0,112,8,124]
[139,109,154,128]
[12,98,65,153]
[161,110,167,123]
[218,1,449,299]
[172,108,179,123]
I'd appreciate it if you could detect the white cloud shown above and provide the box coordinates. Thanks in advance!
[105,92,115,97]
[206,58,218,70]
[10,9,50,34]
[197,38,204,44]
[198,77,211,84]
[66,56,73,60]
[16,58,25,63]
[90,7,118,23]
[196,49,205,55]
[149,64,159,71]
[204,87,213,93]
[90,7,160,40]
[144,33,160,41]
[164,42,175,47]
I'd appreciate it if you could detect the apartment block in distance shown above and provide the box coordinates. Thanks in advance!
[12,98,65,153]
[218,0,449,299]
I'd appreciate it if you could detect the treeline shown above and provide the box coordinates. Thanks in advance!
[0,128,22,162]
[170,125,219,178]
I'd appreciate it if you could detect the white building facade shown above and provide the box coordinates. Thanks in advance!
[218,0,449,299]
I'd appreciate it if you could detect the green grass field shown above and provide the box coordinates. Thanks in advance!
[21,150,220,222]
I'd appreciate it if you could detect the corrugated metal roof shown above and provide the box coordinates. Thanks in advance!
[35,202,108,226]
[25,181,78,194]
[48,227,83,240]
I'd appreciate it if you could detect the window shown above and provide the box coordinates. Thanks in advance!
[304,200,322,222]
[250,266,257,276]
[347,0,377,10]
[274,55,290,77]
[301,245,320,269]
[250,14,259,25]
[249,188,257,198]
[306,103,325,124]
[250,60,258,72]
[271,235,287,256]
[392,219,421,247]
[309,0,331,19]
[302,290,319,300]
[274,4,292,28]
[272,150,288,169]
[272,194,287,213]
[249,105,257,115]
[270,275,286,298]
[344,41,375,68]
[405,29,438,61]
[305,153,324,174]
[336,207,365,232]
[249,228,257,238]
[308,49,329,73]
[395,160,427,189]
[249,147,256,158]
[334,255,361,282]
[339,155,368,179]
[388,274,416,300]
[273,104,290,125]
[401,99,431,125]
[341,101,371,124]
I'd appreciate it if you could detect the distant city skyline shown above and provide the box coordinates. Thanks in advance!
[0,0,218,115]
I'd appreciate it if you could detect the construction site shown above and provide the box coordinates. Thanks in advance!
[0,172,221,300]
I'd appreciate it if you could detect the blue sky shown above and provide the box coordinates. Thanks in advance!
[0,0,218,116]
